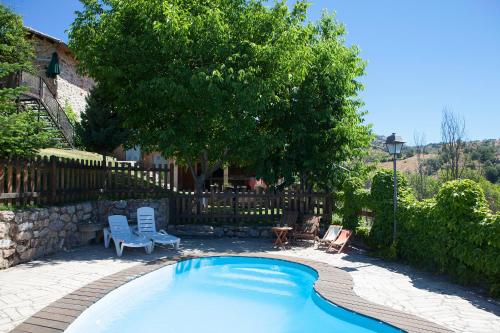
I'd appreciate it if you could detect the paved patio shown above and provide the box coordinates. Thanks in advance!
[0,239,498,333]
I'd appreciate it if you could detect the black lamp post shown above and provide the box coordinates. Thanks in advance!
[385,133,405,242]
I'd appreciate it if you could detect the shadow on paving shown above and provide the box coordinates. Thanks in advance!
[338,249,500,317]
[15,238,279,269]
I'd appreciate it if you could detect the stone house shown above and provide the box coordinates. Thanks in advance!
[26,27,94,119]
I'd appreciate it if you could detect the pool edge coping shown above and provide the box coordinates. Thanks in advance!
[8,253,452,333]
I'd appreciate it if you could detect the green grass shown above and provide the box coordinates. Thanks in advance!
[39,148,116,162]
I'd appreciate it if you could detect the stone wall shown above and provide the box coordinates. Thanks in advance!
[167,224,272,238]
[0,198,169,269]
[28,31,94,119]
[96,199,169,229]
[0,203,93,269]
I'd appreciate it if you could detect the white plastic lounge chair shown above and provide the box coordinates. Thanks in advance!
[107,215,153,257]
[317,224,342,247]
[137,207,180,250]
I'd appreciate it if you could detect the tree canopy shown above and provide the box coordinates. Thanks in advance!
[0,4,53,158]
[70,0,371,192]
[252,13,372,191]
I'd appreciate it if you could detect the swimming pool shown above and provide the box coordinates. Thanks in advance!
[64,256,402,333]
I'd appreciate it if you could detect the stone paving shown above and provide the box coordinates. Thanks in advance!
[0,238,499,333]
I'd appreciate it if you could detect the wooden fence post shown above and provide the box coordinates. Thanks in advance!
[49,156,57,205]
[324,193,333,224]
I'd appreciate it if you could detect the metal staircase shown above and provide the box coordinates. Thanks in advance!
[5,72,75,148]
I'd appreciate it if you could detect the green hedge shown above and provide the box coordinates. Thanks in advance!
[342,177,370,230]
[398,179,500,295]
[348,170,500,295]
[368,170,412,249]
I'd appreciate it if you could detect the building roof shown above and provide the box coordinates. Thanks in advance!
[25,27,73,56]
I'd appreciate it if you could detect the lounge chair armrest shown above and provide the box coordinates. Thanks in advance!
[159,229,168,235]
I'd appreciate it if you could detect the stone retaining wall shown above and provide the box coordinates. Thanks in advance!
[167,224,273,238]
[0,198,169,269]
[0,203,93,269]
[96,199,169,228]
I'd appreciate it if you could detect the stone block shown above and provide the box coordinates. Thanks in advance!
[0,222,10,238]
[16,244,28,253]
[38,228,49,238]
[49,212,59,222]
[49,220,64,231]
[60,214,72,223]
[0,239,14,249]
[0,211,15,222]
[39,209,49,219]
[19,248,35,261]
[18,222,33,232]
[17,231,32,241]
[30,239,40,248]
[49,206,60,214]
[29,211,39,221]
[3,248,16,258]
[66,205,76,214]
[82,202,93,213]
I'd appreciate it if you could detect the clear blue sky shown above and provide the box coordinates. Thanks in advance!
[3,0,499,144]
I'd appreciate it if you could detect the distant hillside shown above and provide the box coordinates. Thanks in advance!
[368,137,500,175]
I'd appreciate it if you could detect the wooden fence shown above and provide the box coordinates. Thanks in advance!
[170,189,333,225]
[0,157,174,206]
[0,157,334,226]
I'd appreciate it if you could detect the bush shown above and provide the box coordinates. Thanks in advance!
[478,179,500,212]
[398,179,500,295]
[342,177,370,230]
[407,172,441,200]
[368,169,412,249]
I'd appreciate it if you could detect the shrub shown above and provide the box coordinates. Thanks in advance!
[368,169,412,249]
[342,177,370,230]
[398,179,500,295]
[477,178,500,212]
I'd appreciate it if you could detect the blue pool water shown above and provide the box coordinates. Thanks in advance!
[65,257,402,333]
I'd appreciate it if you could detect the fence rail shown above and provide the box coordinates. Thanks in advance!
[170,189,333,225]
[0,157,174,206]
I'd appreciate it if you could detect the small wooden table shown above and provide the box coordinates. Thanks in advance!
[272,226,293,249]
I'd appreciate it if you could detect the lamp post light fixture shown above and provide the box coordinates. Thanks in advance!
[385,133,405,243]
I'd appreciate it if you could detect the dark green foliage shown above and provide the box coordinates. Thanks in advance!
[69,0,371,193]
[252,13,372,192]
[76,85,129,156]
[470,145,496,163]
[398,180,500,296]
[477,179,500,212]
[0,4,54,158]
[368,169,411,249]
[342,177,370,230]
[484,164,500,184]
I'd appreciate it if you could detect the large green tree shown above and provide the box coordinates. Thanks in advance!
[252,13,372,191]
[70,0,371,193]
[0,4,53,158]
[70,0,312,192]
